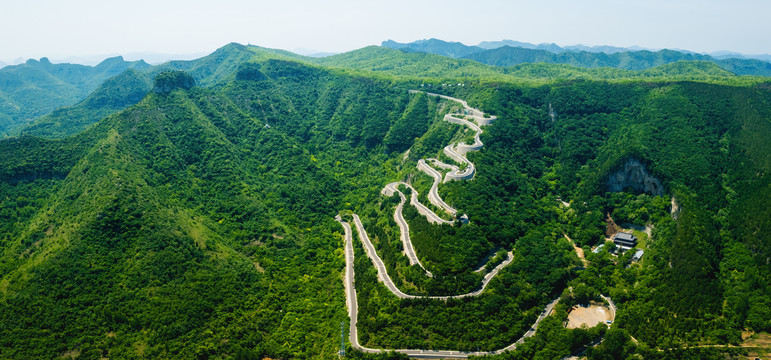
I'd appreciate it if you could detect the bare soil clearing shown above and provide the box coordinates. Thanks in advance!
[566,303,612,329]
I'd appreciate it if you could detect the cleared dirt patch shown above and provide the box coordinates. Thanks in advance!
[743,331,771,359]
[566,304,612,329]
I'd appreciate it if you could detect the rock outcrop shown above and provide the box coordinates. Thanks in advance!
[671,196,681,220]
[606,158,664,196]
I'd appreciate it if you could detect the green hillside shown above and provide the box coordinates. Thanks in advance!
[464,46,771,76]
[314,46,760,85]
[383,39,771,76]
[0,56,150,136]
[0,48,769,360]
[151,43,309,87]
[21,69,152,138]
[315,45,510,80]
[16,44,309,139]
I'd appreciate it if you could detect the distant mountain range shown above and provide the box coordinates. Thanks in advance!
[0,56,150,136]
[476,39,646,54]
[0,43,309,137]
[710,50,771,62]
[381,39,485,58]
[382,39,771,76]
[464,46,771,75]
[5,40,771,139]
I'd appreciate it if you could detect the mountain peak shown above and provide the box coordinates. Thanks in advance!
[381,38,482,58]
[95,55,126,68]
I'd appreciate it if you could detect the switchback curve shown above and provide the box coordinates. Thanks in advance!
[336,215,561,357]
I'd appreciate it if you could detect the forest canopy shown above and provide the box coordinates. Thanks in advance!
[0,44,768,360]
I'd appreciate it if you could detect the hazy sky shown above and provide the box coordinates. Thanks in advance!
[1,0,769,64]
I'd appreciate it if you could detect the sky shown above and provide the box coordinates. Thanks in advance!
[1,0,770,64]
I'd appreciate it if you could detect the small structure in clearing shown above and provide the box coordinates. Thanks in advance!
[612,232,637,251]
[631,249,644,262]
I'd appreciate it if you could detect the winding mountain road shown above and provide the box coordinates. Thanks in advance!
[417,159,458,216]
[352,214,513,300]
[379,91,499,276]
[336,215,561,357]
[382,182,454,226]
[333,91,573,357]
[338,94,620,357]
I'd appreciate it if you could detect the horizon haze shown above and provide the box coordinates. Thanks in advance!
[1,0,770,65]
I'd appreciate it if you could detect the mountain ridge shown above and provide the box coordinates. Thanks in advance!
[7,42,766,140]
[4,43,309,138]
[464,45,771,75]
[0,56,151,136]
[0,48,769,359]
[388,38,771,62]
[382,38,771,76]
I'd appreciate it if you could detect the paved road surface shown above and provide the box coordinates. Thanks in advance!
[380,184,434,276]
[338,216,561,358]
[352,214,514,299]
[335,92,568,358]
[417,159,458,216]
[382,182,454,226]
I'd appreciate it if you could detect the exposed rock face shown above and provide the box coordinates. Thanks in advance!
[152,71,196,93]
[606,158,664,196]
[671,196,681,220]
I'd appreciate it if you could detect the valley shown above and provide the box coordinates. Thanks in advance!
[0,42,768,360]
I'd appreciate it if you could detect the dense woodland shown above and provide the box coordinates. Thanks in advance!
[0,44,769,359]
[382,38,771,76]
[0,56,150,136]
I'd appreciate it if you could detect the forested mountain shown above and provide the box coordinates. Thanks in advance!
[382,39,485,58]
[0,56,150,136]
[20,69,152,138]
[316,45,753,84]
[7,43,763,142]
[464,46,771,76]
[149,42,308,87]
[0,42,769,360]
[13,43,308,139]
[0,61,410,358]
[382,38,771,76]
[476,40,570,53]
